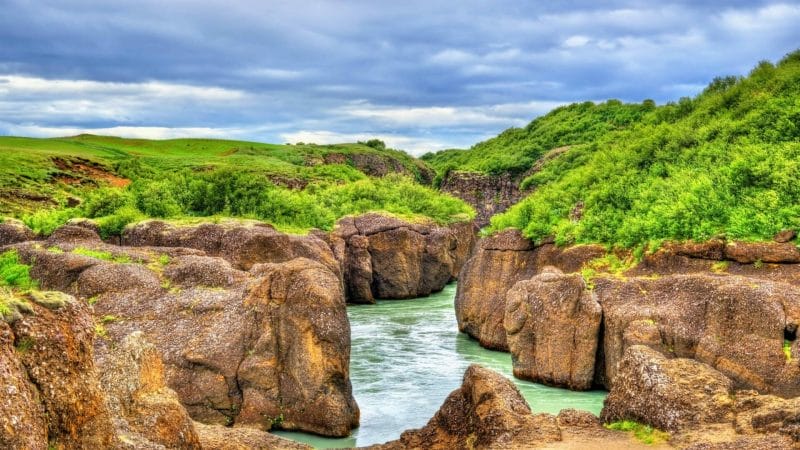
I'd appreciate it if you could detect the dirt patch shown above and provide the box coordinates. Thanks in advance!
[51,157,130,188]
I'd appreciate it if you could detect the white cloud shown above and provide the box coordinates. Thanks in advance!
[563,35,591,48]
[719,3,800,33]
[0,123,246,140]
[279,129,452,154]
[339,100,564,128]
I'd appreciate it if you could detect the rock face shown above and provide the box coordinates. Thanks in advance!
[332,214,477,303]
[369,364,563,450]
[595,274,800,396]
[0,220,36,246]
[455,230,603,350]
[439,171,524,227]
[9,293,119,449]
[504,267,601,390]
[601,345,735,432]
[601,345,800,448]
[9,231,360,438]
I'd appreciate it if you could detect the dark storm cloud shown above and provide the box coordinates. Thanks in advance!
[0,0,798,153]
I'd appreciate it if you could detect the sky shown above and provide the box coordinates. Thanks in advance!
[1,1,799,155]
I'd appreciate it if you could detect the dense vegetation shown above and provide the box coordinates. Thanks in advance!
[421,100,652,177]
[0,135,472,236]
[485,50,800,247]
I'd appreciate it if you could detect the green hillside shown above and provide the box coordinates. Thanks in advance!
[421,100,652,177]
[0,135,472,236]
[488,50,800,248]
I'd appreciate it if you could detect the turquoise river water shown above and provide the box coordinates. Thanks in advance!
[274,283,607,448]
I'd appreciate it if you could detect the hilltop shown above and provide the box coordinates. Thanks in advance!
[425,50,800,248]
[0,135,472,236]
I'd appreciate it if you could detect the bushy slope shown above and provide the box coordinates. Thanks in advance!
[489,51,800,247]
[422,100,652,177]
[0,135,472,235]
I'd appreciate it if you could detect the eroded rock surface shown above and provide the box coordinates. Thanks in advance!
[455,230,603,350]
[9,230,360,438]
[333,214,477,303]
[504,267,601,390]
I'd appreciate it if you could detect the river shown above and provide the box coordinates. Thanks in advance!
[274,283,607,448]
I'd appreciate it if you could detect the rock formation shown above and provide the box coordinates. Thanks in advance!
[331,213,476,303]
[504,267,601,390]
[455,229,603,350]
[4,225,360,438]
[439,171,524,227]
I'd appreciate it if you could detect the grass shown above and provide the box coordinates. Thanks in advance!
[0,135,473,235]
[605,420,670,445]
[711,261,730,273]
[784,340,794,361]
[580,253,638,288]
[71,247,131,263]
[0,250,37,290]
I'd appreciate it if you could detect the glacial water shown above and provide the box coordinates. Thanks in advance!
[274,283,607,448]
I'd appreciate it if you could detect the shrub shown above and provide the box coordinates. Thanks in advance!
[0,250,37,290]
[605,420,670,445]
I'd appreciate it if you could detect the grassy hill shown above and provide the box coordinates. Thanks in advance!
[486,50,800,248]
[0,135,472,236]
[421,100,653,179]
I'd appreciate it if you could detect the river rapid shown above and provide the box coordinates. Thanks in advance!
[275,283,607,448]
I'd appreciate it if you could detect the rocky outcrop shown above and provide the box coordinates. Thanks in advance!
[0,219,35,245]
[595,274,800,396]
[504,267,601,390]
[332,214,477,303]
[121,220,340,274]
[455,230,603,350]
[98,331,201,449]
[368,364,563,449]
[601,346,735,432]
[601,345,800,448]
[439,171,524,227]
[9,233,360,438]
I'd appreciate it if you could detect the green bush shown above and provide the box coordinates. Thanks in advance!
[21,208,78,235]
[0,250,37,290]
[605,420,670,445]
[488,51,800,247]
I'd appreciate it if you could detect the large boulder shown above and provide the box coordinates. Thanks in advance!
[333,214,476,302]
[369,364,562,449]
[0,219,35,246]
[601,345,735,432]
[7,293,119,448]
[98,331,201,449]
[594,274,800,396]
[455,230,603,350]
[504,267,601,390]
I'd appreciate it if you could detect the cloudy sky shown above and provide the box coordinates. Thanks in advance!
[1,1,799,154]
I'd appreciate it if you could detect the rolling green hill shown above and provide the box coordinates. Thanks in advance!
[486,50,800,248]
[0,135,472,236]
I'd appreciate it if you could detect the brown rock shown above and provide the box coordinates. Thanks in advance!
[370,364,562,450]
[47,224,103,244]
[594,274,800,396]
[439,171,524,227]
[10,294,119,448]
[0,321,47,450]
[77,263,162,297]
[601,345,735,432]
[663,239,726,260]
[194,422,312,449]
[344,234,374,303]
[164,255,246,288]
[733,391,800,443]
[0,220,35,246]
[775,229,797,243]
[724,241,800,264]
[504,267,601,390]
[98,331,201,449]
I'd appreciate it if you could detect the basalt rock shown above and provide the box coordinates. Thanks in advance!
[595,274,800,396]
[0,219,35,246]
[333,214,477,303]
[194,422,312,449]
[504,267,601,390]
[369,364,563,450]
[439,171,524,227]
[121,220,340,275]
[14,239,359,438]
[8,293,119,449]
[455,230,603,351]
[601,345,736,432]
